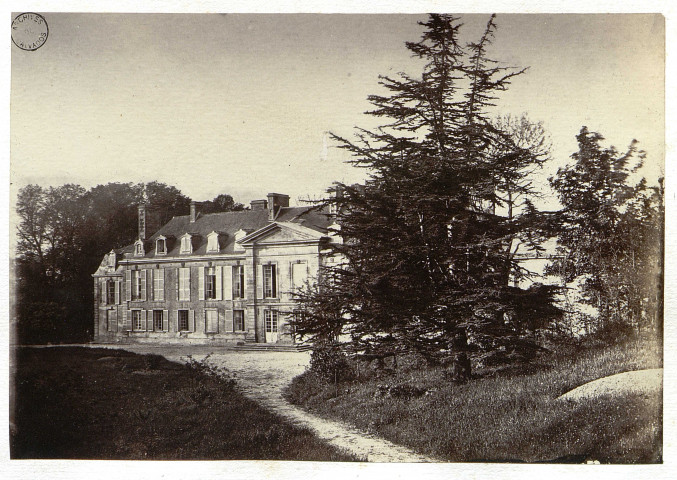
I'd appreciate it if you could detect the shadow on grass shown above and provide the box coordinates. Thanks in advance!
[10,346,357,461]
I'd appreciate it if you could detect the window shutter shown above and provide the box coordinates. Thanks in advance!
[176,268,180,300]
[225,309,234,332]
[142,310,148,331]
[140,270,147,301]
[157,269,165,301]
[289,261,294,290]
[115,280,121,304]
[223,265,233,301]
[274,264,279,298]
[198,266,205,300]
[125,270,132,301]
[176,310,179,331]
[189,310,195,332]
[241,267,246,300]
[101,280,107,304]
[256,264,264,299]
[162,309,169,331]
[124,309,131,331]
[187,267,193,301]
[215,266,223,301]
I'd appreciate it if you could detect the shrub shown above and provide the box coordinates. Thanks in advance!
[309,344,355,384]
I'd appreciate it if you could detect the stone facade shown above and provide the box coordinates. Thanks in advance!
[92,194,335,345]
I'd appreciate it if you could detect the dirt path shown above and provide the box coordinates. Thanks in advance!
[110,345,437,462]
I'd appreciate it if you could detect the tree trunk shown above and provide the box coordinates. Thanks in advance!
[449,328,471,383]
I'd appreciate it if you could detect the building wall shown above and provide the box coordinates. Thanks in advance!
[93,242,322,345]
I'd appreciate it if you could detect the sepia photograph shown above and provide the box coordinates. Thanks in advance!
[6,4,668,477]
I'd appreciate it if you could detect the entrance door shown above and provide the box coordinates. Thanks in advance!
[265,310,278,343]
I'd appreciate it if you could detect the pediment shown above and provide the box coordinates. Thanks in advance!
[240,222,324,245]
[257,226,317,244]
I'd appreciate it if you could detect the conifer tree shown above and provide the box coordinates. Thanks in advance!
[293,15,562,381]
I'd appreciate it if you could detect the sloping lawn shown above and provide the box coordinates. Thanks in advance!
[10,346,356,460]
[285,340,662,463]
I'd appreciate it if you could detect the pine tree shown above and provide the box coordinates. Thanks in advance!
[292,15,562,381]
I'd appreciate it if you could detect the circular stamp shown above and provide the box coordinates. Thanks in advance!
[11,12,48,51]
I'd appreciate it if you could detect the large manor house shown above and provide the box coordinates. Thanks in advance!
[92,193,339,345]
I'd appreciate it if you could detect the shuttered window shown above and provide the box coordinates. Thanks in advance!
[205,309,218,333]
[205,267,217,299]
[132,310,144,331]
[178,267,191,301]
[154,269,165,301]
[178,310,190,331]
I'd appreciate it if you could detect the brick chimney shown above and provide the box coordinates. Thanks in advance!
[189,201,198,223]
[250,199,268,211]
[267,193,289,221]
[138,204,160,240]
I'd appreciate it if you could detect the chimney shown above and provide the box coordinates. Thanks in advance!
[138,204,161,240]
[190,201,197,223]
[250,199,268,211]
[267,193,290,221]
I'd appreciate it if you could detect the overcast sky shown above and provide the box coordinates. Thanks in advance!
[11,13,664,208]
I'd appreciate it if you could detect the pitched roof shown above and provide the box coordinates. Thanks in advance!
[119,206,332,259]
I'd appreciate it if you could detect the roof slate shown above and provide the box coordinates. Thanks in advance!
[120,206,331,259]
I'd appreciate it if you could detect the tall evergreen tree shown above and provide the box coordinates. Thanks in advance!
[292,15,562,381]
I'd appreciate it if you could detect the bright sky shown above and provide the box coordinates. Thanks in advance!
[11,13,664,209]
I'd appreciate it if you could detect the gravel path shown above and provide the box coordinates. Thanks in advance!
[105,345,437,462]
[557,368,663,401]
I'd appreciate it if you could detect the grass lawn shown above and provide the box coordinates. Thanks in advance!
[285,339,662,463]
[10,346,356,460]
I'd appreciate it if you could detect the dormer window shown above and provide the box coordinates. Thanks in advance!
[206,231,220,253]
[234,229,247,253]
[180,234,193,254]
[156,236,167,256]
[134,240,145,257]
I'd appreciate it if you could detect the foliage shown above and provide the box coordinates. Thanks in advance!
[11,347,356,460]
[201,193,246,213]
[309,344,355,384]
[285,339,662,463]
[291,14,562,380]
[547,127,663,341]
[14,181,243,344]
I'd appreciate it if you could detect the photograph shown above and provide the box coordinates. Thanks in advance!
[8,8,666,472]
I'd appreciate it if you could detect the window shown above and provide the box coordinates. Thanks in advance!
[106,280,116,305]
[263,264,277,298]
[132,310,144,331]
[232,265,245,299]
[180,235,192,254]
[178,310,189,332]
[233,310,245,331]
[292,310,305,342]
[205,309,218,333]
[292,262,308,289]
[178,267,190,301]
[153,310,163,331]
[265,309,278,333]
[153,269,164,301]
[131,270,142,300]
[207,232,219,253]
[107,310,116,332]
[156,238,167,255]
[205,267,217,299]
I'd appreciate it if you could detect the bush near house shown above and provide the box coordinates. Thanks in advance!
[10,347,356,461]
[285,339,662,463]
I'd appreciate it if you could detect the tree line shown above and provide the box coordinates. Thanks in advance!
[290,14,663,381]
[14,181,244,344]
